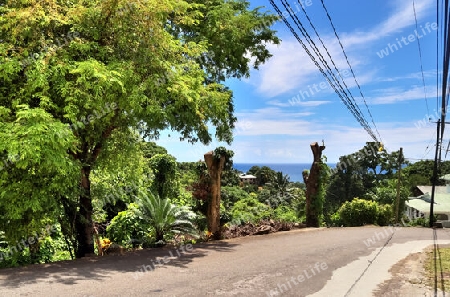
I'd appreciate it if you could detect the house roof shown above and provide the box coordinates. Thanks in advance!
[416,186,448,195]
[239,174,256,179]
[406,192,450,215]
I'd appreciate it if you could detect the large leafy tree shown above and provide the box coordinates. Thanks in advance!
[0,0,279,257]
[325,143,408,216]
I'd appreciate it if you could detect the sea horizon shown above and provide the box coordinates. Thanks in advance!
[233,163,337,183]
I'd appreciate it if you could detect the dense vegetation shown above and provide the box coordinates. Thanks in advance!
[0,0,447,270]
[0,0,280,261]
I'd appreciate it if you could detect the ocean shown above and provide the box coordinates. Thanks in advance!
[233,163,336,183]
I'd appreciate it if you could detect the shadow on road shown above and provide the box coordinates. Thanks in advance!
[0,240,238,288]
[433,229,446,295]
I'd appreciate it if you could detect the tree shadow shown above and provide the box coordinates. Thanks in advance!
[0,240,238,288]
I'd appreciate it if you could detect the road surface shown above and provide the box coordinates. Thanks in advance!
[1,227,449,296]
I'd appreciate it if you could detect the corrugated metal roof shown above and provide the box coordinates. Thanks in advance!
[406,192,450,215]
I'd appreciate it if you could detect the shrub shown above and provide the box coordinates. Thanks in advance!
[231,196,272,225]
[106,203,147,247]
[273,206,298,223]
[337,198,394,227]
[376,204,393,226]
[337,198,378,227]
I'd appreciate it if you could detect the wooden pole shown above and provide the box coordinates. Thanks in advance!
[395,147,403,224]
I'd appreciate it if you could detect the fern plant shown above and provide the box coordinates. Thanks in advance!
[135,193,198,244]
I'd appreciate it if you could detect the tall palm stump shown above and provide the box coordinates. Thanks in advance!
[303,142,325,227]
[204,151,225,239]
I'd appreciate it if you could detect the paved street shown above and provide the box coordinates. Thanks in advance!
[1,227,449,297]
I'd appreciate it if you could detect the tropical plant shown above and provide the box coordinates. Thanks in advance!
[135,193,198,244]
[0,0,279,257]
[149,154,179,200]
[230,195,272,225]
[106,203,147,248]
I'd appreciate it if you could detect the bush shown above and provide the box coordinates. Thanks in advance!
[337,198,379,227]
[231,196,272,225]
[337,198,394,227]
[273,206,298,223]
[376,204,393,226]
[330,212,343,226]
[106,203,147,247]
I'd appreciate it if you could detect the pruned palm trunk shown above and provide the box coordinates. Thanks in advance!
[303,142,325,227]
[204,151,225,240]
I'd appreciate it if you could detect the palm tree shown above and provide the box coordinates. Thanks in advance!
[272,171,290,197]
[135,193,198,244]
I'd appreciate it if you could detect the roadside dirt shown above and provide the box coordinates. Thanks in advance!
[374,246,442,297]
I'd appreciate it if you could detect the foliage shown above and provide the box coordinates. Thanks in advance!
[106,203,147,248]
[0,0,279,256]
[149,154,179,200]
[213,146,234,170]
[141,142,168,159]
[221,186,251,205]
[376,204,393,226]
[325,143,407,218]
[364,178,408,221]
[403,160,450,187]
[311,160,329,226]
[230,195,272,225]
[336,198,392,227]
[0,224,71,268]
[248,165,276,186]
[273,206,298,223]
[135,193,198,244]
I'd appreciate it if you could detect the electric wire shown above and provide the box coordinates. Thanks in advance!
[269,0,380,142]
[413,0,430,118]
[319,0,383,144]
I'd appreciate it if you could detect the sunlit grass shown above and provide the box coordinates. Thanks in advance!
[424,245,450,290]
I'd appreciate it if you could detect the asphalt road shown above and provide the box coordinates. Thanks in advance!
[1,227,450,297]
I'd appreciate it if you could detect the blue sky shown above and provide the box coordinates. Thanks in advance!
[156,0,440,164]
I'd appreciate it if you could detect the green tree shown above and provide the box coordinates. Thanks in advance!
[0,0,279,256]
[325,143,408,217]
[149,154,178,200]
[248,165,276,186]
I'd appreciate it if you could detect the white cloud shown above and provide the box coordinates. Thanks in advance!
[368,86,437,105]
[341,0,435,47]
[250,0,435,99]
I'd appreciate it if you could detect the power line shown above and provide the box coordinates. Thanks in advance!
[413,0,430,117]
[319,0,383,144]
[269,0,381,143]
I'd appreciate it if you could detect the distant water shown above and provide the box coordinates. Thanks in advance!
[233,163,337,183]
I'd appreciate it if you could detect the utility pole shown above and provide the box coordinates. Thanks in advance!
[430,120,441,228]
[395,147,403,224]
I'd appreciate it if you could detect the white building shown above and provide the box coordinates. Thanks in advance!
[239,174,257,184]
[405,184,450,226]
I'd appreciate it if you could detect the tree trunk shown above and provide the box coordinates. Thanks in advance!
[204,151,225,240]
[303,142,325,227]
[75,165,95,258]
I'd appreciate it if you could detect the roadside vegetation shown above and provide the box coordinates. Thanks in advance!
[1,0,449,270]
[424,245,450,290]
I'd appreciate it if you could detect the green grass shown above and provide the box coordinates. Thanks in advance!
[424,245,450,291]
